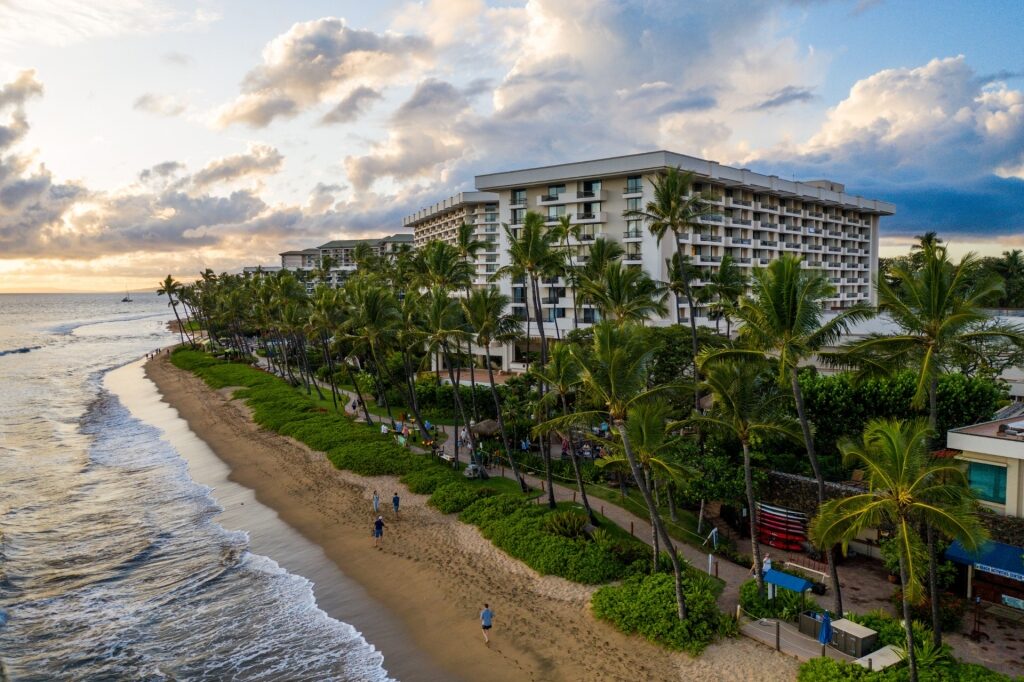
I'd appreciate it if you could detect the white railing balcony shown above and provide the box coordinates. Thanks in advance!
[536,189,608,205]
[623,230,644,240]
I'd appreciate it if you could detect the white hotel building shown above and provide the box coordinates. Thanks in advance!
[405,150,895,372]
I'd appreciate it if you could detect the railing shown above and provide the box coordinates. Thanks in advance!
[732,199,752,207]
[700,214,724,223]
[738,257,752,264]
[624,251,643,260]
[577,212,597,220]
[623,185,643,194]
[579,233,596,241]
[732,218,752,226]
[578,190,596,198]
[540,194,561,202]
[760,222,779,230]
[807,211,823,218]
[701,255,723,263]
[828,230,843,236]
[785,242,801,249]
[808,245,822,251]
[699,234,723,242]
[807,260,822,267]
[732,238,752,245]
[760,239,779,247]
[828,246,842,252]
[806,227,821,234]
[623,230,643,238]
[758,258,770,265]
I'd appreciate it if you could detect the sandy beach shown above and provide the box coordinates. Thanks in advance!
[144,353,799,681]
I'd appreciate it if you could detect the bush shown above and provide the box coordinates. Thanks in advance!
[458,496,641,584]
[543,510,588,538]
[798,658,873,681]
[891,590,967,633]
[591,572,727,655]
[429,482,496,514]
[400,467,459,494]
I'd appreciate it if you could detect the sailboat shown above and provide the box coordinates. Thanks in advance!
[121,286,133,303]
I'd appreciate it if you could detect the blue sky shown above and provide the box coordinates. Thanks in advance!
[0,0,1020,291]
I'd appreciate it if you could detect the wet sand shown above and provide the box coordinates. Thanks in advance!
[143,353,799,681]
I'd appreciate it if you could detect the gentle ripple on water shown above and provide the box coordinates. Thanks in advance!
[0,294,392,681]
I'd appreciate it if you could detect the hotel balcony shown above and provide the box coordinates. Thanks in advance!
[783,207,803,217]
[782,223,803,233]
[623,229,644,241]
[783,241,802,250]
[699,233,723,243]
[755,202,780,212]
[624,249,643,262]
[536,190,609,205]
[622,184,644,197]
[759,239,779,247]
[572,211,608,224]
[726,198,752,207]
[758,221,780,230]
[728,237,752,246]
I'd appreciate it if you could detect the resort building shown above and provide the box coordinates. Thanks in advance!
[403,191,501,287]
[314,233,414,273]
[945,418,1024,609]
[412,150,894,371]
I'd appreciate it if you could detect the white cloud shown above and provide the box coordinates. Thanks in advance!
[133,93,187,117]
[191,144,284,189]
[216,17,431,128]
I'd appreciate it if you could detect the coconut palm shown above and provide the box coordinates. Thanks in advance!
[810,418,986,682]
[664,253,700,326]
[545,321,690,619]
[462,287,527,491]
[624,167,717,412]
[703,254,872,615]
[550,215,583,330]
[699,254,747,336]
[579,261,668,324]
[835,241,1022,638]
[344,282,400,424]
[597,399,693,566]
[690,355,802,592]
[157,274,194,347]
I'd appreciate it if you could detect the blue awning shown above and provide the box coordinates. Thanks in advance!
[764,568,813,593]
[946,540,1024,583]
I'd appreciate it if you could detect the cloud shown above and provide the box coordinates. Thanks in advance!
[138,161,185,182]
[320,86,383,124]
[0,1,211,49]
[133,93,187,117]
[216,17,430,128]
[306,182,346,213]
[745,85,816,110]
[191,144,284,189]
[162,51,192,66]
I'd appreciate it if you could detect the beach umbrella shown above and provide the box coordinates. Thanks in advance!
[818,611,832,647]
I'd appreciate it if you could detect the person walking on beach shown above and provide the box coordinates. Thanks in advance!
[372,490,380,514]
[373,515,386,548]
[480,604,494,643]
[392,492,400,517]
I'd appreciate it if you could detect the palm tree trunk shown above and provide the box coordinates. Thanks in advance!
[465,335,481,422]
[927,524,942,646]
[346,362,374,425]
[530,275,548,367]
[559,394,595,523]
[442,342,475,468]
[369,346,395,425]
[487,355,526,492]
[898,550,919,682]
[318,335,339,412]
[401,350,430,440]
[615,419,688,620]
[790,366,843,617]
[675,239,701,413]
[743,440,765,594]
[170,302,187,346]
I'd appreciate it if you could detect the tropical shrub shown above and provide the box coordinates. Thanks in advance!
[429,482,496,514]
[591,572,727,655]
[400,467,458,494]
[739,578,819,621]
[543,510,588,538]
[891,590,967,633]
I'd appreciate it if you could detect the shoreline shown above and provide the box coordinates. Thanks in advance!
[142,352,799,681]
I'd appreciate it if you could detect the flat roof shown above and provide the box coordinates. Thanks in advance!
[278,248,320,256]
[951,416,1024,440]
[403,191,499,227]
[474,150,895,215]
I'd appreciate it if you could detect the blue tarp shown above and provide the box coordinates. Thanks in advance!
[764,568,813,593]
[818,611,833,645]
[946,540,1024,583]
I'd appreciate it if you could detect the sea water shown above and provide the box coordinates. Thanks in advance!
[0,293,392,681]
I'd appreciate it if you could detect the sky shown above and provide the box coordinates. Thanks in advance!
[0,0,1021,292]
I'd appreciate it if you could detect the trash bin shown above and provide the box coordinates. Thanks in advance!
[798,611,822,639]
[830,618,878,657]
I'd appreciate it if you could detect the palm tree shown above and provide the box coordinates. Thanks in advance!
[664,253,700,326]
[598,399,693,567]
[704,254,871,615]
[625,167,717,412]
[549,321,690,619]
[836,242,1022,638]
[462,287,527,491]
[993,249,1024,308]
[690,355,801,592]
[579,261,668,324]
[157,274,193,347]
[700,254,747,336]
[494,212,561,369]
[550,215,583,330]
[575,237,625,322]
[344,282,400,424]
[810,418,986,682]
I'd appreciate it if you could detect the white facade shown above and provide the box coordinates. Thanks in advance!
[403,191,501,287]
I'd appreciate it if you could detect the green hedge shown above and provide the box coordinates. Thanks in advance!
[591,572,731,656]
[798,656,1021,682]
[458,495,648,584]
[739,578,820,621]
[429,482,498,514]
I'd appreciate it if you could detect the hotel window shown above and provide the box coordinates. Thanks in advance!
[625,197,641,212]
[580,179,601,196]
[545,184,566,200]
[968,462,1007,504]
[511,208,526,224]
[511,189,527,205]
[626,175,643,193]
[547,205,566,220]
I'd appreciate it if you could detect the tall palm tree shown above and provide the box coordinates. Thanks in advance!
[530,342,596,518]
[690,355,801,593]
[344,282,400,424]
[157,274,193,347]
[625,167,716,411]
[598,399,693,567]
[578,260,668,324]
[664,253,700,326]
[494,212,561,369]
[550,214,583,330]
[575,237,624,322]
[704,254,871,615]
[547,321,690,620]
[810,418,986,682]
[699,254,747,336]
[461,287,527,491]
[835,241,1022,638]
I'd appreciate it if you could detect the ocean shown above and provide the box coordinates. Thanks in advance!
[0,293,393,681]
